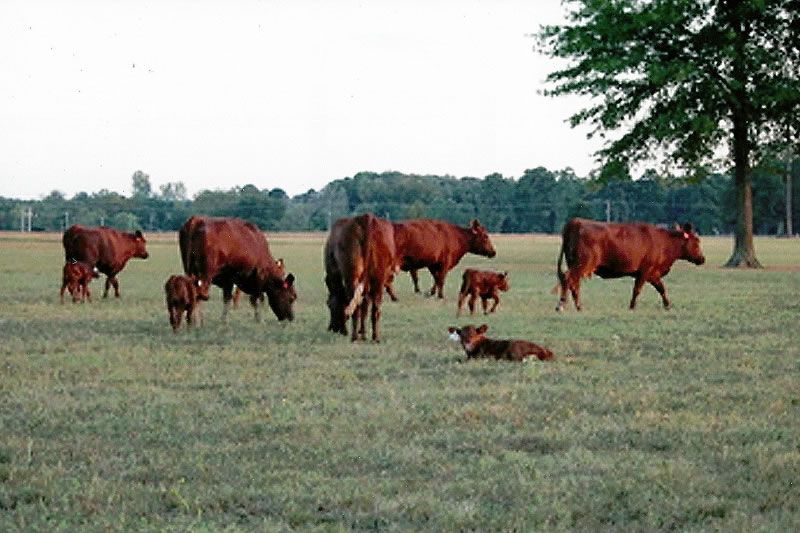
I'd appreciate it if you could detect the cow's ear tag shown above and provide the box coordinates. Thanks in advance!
[683,232,689,239]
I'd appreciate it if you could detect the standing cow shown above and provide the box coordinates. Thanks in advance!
[62,225,149,298]
[387,218,496,300]
[179,216,296,322]
[554,218,705,311]
[456,269,509,317]
[164,274,205,332]
[60,260,100,303]
[325,213,396,342]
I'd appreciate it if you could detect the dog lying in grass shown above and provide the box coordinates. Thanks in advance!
[448,324,554,362]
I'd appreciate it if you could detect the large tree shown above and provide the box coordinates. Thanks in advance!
[537,0,800,266]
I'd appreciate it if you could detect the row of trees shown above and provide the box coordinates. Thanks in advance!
[2,165,798,235]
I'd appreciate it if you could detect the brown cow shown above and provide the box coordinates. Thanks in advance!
[62,225,149,298]
[325,213,396,342]
[60,260,100,303]
[554,218,705,311]
[164,274,204,332]
[179,216,296,322]
[447,324,554,361]
[387,219,496,300]
[456,269,509,317]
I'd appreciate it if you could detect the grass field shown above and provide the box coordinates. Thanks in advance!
[1,231,798,530]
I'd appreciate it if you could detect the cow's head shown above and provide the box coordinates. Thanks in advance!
[327,292,347,335]
[448,324,489,354]
[191,275,210,301]
[467,219,496,258]
[266,273,296,321]
[496,271,510,292]
[132,230,149,259]
[674,223,705,265]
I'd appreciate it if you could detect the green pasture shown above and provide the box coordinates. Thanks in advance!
[0,232,798,530]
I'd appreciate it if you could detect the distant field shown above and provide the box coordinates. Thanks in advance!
[1,232,798,530]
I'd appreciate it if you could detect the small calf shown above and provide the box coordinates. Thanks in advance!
[456,269,509,317]
[164,274,204,332]
[447,324,554,362]
[60,260,99,303]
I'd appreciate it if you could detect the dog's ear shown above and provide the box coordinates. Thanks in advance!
[477,324,489,334]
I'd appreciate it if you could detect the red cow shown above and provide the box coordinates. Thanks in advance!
[60,260,100,303]
[325,213,396,342]
[164,274,204,332]
[447,324,554,362]
[62,225,149,298]
[179,216,296,322]
[554,218,705,311]
[456,269,509,317]
[387,219,496,300]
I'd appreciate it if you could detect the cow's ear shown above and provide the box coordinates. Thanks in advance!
[470,219,481,232]
[276,258,284,269]
[502,271,508,278]
[134,230,143,239]
[477,324,489,334]
[284,273,295,288]
[448,327,457,334]
[682,223,694,234]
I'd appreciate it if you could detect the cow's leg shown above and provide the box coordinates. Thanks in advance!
[430,266,447,299]
[60,281,67,304]
[489,290,500,313]
[221,283,234,321]
[556,271,569,312]
[351,300,367,342]
[385,282,399,302]
[107,276,120,298]
[84,283,92,303]
[456,290,467,317]
[250,293,261,322]
[370,293,383,342]
[468,291,477,315]
[649,278,671,309]
[103,277,112,298]
[409,270,421,293]
[568,271,582,311]
[629,275,646,309]
[186,304,194,328]
[169,304,182,332]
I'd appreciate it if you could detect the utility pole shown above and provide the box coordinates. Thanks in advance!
[605,199,611,223]
[64,211,70,231]
[20,208,24,232]
[26,207,33,232]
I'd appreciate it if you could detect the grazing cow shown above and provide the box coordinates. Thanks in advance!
[60,260,100,303]
[325,213,396,342]
[62,225,149,298]
[388,219,496,300]
[554,218,705,311]
[179,216,296,322]
[164,274,204,332]
[447,324,554,362]
[456,269,509,317]
[232,259,282,309]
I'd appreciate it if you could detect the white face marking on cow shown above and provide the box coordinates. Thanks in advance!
[448,331,461,342]
[197,280,202,286]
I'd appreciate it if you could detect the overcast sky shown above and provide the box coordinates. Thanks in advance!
[0,0,599,200]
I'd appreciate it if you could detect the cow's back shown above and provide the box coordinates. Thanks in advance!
[393,219,451,267]
[63,225,120,269]
[183,217,273,286]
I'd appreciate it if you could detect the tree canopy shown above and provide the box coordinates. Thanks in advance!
[537,0,800,266]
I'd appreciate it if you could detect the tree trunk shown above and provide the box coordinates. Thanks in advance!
[786,157,794,237]
[724,116,762,267]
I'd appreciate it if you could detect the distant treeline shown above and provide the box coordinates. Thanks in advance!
[2,165,798,235]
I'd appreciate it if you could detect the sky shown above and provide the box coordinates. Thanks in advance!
[0,0,599,200]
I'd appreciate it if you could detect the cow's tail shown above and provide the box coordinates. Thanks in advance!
[344,282,365,318]
[551,241,567,295]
